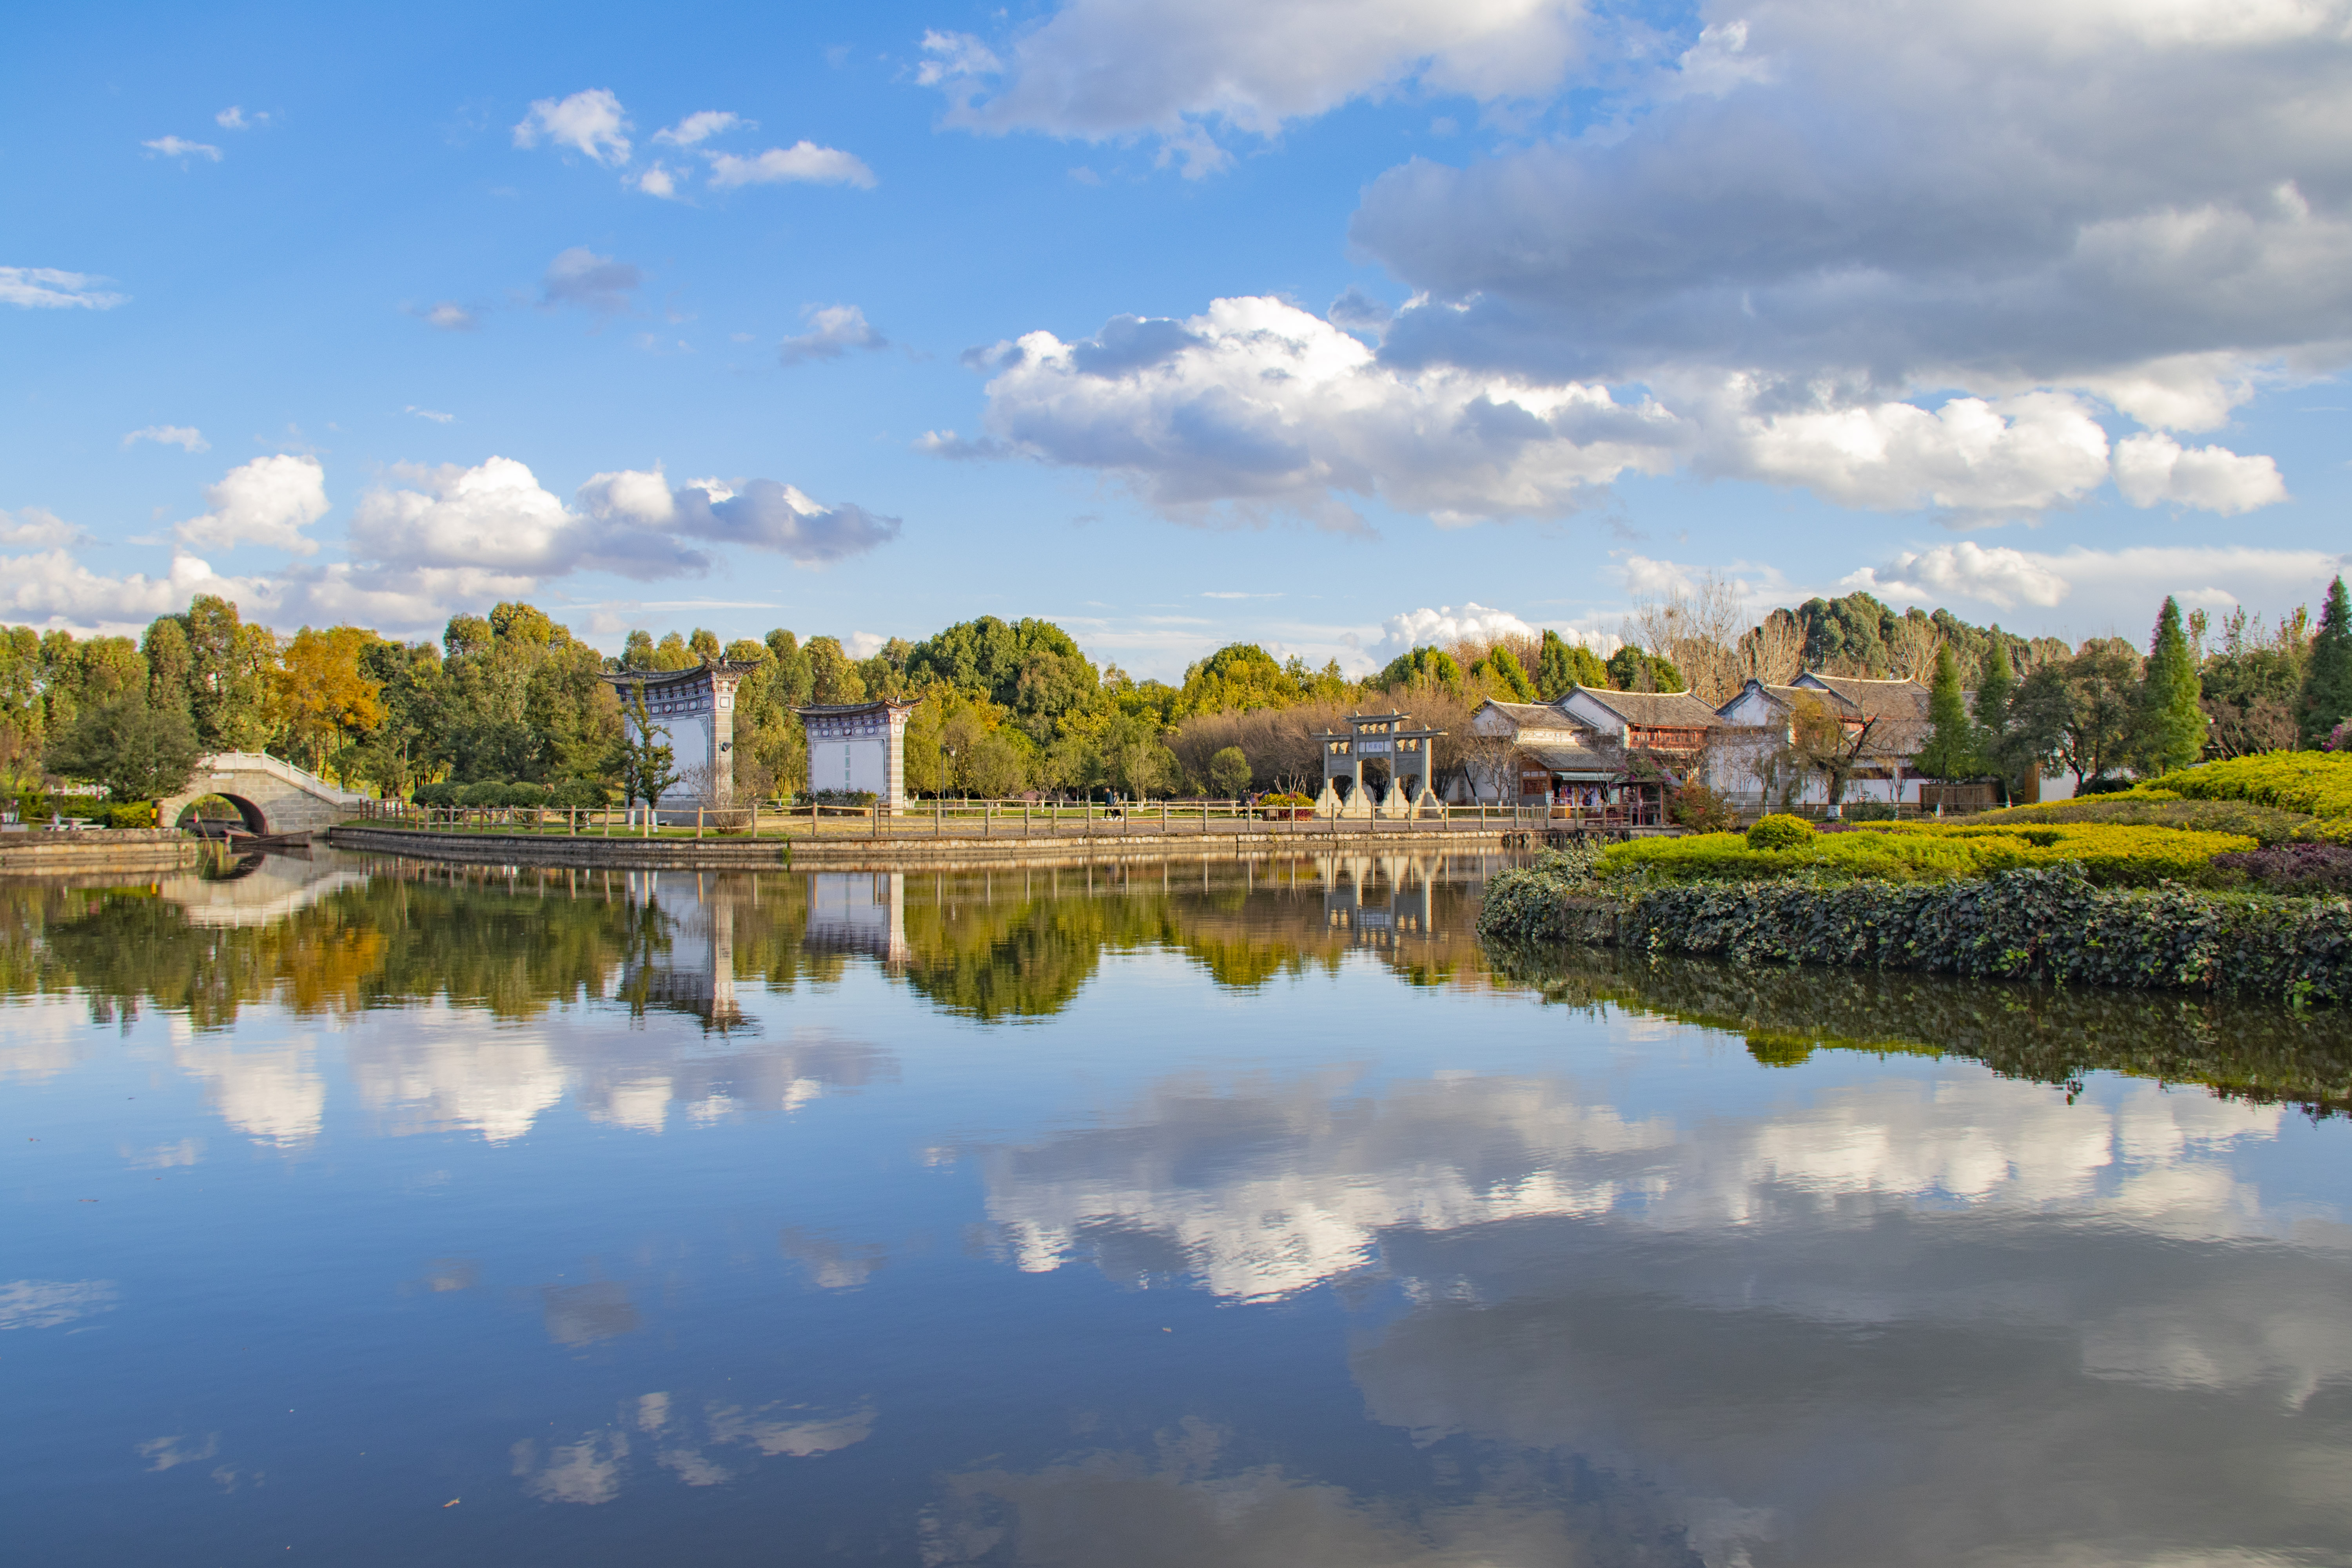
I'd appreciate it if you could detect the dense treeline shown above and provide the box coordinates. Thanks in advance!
[4,573,2347,809]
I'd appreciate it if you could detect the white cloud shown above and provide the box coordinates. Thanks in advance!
[918,0,1583,169]
[405,407,455,424]
[350,456,702,579]
[1845,542,2349,621]
[704,143,876,190]
[1710,388,2116,518]
[633,163,684,200]
[964,296,1683,529]
[2112,432,2289,514]
[540,248,642,314]
[777,304,887,365]
[0,508,89,550]
[423,301,477,332]
[653,111,748,147]
[175,454,330,555]
[575,466,903,564]
[512,89,632,166]
[213,106,267,130]
[122,425,208,452]
[1849,542,2073,611]
[142,135,221,162]
[1376,602,1537,660]
[2,267,127,310]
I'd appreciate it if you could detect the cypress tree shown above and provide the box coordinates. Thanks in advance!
[2136,595,2207,775]
[2301,575,2352,747]
[1972,637,2019,804]
[1915,643,1979,779]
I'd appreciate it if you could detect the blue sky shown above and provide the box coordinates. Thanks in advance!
[5,0,2347,677]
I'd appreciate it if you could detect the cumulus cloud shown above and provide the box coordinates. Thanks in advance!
[704,142,876,189]
[513,89,632,166]
[653,111,748,147]
[1358,0,2352,438]
[174,454,330,555]
[142,136,221,162]
[1845,543,2349,619]
[962,296,1684,529]
[8,455,902,637]
[2112,433,2289,514]
[1376,602,1537,660]
[633,163,684,200]
[122,425,208,452]
[214,106,267,130]
[575,467,903,564]
[0,268,127,310]
[350,457,706,579]
[917,0,1583,167]
[777,304,888,365]
[1709,388,2114,519]
[422,301,477,332]
[1849,542,2073,611]
[540,248,642,314]
[0,508,90,550]
[968,296,2291,528]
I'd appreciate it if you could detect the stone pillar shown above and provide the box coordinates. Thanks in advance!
[709,671,737,806]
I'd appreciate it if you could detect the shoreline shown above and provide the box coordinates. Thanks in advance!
[0,829,210,877]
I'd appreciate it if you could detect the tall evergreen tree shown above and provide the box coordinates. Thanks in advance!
[1914,643,1980,779]
[2135,595,2207,775]
[2301,575,2352,746]
[1971,637,2021,804]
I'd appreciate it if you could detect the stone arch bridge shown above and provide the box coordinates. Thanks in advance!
[160,753,366,837]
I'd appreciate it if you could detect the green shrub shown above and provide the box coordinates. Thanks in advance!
[454,782,507,808]
[412,782,459,808]
[501,782,549,808]
[547,780,608,809]
[1839,800,1900,821]
[99,801,159,829]
[1747,813,1814,851]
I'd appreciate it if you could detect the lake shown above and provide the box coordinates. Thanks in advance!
[6,848,2351,1566]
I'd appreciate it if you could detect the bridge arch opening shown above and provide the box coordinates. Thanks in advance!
[174,793,269,836]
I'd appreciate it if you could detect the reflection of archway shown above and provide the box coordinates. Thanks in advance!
[174,793,268,835]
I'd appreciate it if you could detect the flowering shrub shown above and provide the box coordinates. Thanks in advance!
[1668,782,1739,832]
[1599,820,2258,887]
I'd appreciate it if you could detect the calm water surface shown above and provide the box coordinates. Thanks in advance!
[6,850,2352,1566]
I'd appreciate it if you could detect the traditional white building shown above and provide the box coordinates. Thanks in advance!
[795,700,918,813]
[1712,673,1937,809]
[601,659,760,807]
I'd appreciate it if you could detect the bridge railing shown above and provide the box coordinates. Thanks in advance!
[191,752,367,806]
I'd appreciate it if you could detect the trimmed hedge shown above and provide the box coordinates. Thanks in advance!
[2147,751,2352,820]
[1597,820,2257,887]
[1476,862,2352,1005]
[1974,795,2328,847]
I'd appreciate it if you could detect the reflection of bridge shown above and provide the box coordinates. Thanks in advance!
[160,753,366,837]
[156,853,370,927]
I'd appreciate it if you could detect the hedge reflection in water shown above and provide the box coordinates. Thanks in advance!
[7,850,2350,1116]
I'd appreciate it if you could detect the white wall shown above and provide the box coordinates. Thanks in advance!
[811,735,890,797]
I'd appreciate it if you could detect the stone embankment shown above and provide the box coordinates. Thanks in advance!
[326,822,1528,869]
[0,829,211,876]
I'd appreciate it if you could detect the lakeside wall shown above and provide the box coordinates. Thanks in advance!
[326,823,1521,870]
[0,829,209,877]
